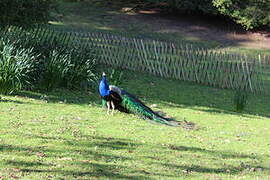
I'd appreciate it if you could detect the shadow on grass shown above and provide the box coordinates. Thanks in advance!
[20,166,151,180]
[1,134,178,179]
[159,163,269,175]
[0,135,150,179]
[5,160,48,168]
[14,89,100,105]
[1,133,269,178]
[30,134,140,156]
[0,98,26,104]
[168,145,259,159]
[160,90,270,118]
[163,102,268,119]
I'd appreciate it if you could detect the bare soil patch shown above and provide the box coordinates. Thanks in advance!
[118,10,270,50]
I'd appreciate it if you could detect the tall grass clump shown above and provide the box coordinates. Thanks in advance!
[40,48,97,91]
[41,50,72,91]
[0,40,37,95]
[233,90,248,112]
[65,48,97,90]
[107,69,124,87]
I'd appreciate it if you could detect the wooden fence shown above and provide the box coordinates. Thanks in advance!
[1,26,270,94]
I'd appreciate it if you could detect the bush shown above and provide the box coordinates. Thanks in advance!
[146,0,270,29]
[213,0,270,30]
[0,0,54,27]
[0,41,37,94]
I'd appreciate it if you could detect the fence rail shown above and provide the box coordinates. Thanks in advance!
[1,26,270,94]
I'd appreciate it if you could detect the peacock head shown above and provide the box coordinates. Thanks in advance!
[102,72,106,77]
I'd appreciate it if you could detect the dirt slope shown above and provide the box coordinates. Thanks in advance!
[55,1,270,52]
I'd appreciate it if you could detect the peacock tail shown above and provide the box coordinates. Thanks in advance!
[118,90,178,126]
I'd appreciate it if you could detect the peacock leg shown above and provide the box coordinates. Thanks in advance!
[110,101,115,115]
[106,101,111,115]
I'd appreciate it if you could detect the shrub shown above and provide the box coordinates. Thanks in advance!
[213,0,270,30]
[0,41,37,94]
[146,0,270,29]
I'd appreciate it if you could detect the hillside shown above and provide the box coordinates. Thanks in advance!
[51,0,270,55]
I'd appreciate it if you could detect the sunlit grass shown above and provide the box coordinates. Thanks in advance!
[0,71,269,179]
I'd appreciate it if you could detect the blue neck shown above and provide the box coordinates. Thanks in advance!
[99,76,110,97]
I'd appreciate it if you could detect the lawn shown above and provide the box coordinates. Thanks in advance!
[0,70,269,179]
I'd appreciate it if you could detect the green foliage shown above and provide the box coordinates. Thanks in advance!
[0,27,98,92]
[0,0,54,27]
[146,0,270,29]
[40,48,97,92]
[108,69,124,87]
[213,0,270,30]
[0,41,36,95]
[41,50,72,91]
[65,48,97,90]
[233,90,248,112]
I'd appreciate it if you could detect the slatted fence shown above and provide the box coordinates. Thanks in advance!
[1,26,269,94]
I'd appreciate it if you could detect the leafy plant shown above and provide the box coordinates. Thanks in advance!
[41,50,72,91]
[0,41,36,94]
[233,90,248,112]
[65,48,97,90]
[108,69,124,87]
[213,0,270,30]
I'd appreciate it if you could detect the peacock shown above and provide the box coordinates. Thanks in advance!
[99,72,179,126]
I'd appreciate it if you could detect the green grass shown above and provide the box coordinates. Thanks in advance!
[0,71,269,179]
